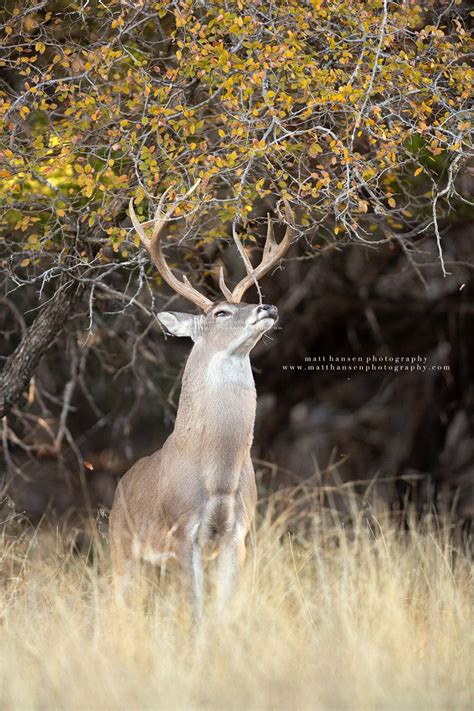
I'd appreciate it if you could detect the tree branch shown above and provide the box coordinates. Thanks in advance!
[0,281,84,418]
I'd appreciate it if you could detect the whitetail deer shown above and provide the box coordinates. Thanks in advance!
[109,184,294,620]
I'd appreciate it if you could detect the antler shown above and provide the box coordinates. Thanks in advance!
[226,199,295,303]
[129,181,213,311]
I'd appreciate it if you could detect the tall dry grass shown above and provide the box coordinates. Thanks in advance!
[0,489,472,710]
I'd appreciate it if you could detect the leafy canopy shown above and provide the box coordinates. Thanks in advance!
[1,0,472,285]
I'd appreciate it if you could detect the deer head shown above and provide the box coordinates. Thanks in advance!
[129,183,294,355]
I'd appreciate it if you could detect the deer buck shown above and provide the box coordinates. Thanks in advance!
[109,184,294,620]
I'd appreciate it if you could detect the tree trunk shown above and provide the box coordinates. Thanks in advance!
[0,281,84,418]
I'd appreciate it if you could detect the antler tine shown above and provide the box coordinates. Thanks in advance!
[218,266,233,301]
[231,198,295,303]
[129,180,213,311]
[263,213,276,257]
[150,185,173,240]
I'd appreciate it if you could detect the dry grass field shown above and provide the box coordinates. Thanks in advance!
[0,489,472,711]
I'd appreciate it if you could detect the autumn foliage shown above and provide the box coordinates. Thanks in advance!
[1,0,472,279]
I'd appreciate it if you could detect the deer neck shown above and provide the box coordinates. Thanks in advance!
[172,342,257,486]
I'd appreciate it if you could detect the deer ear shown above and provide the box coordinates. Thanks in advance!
[157,311,198,339]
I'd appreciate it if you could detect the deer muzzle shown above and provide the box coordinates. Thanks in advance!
[257,304,278,321]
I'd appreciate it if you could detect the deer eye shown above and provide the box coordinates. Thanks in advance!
[214,309,231,318]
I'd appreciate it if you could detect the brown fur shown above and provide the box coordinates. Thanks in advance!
[109,301,277,617]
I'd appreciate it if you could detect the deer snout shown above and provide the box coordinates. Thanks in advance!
[257,304,278,320]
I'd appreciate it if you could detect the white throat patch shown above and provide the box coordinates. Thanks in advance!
[206,352,253,389]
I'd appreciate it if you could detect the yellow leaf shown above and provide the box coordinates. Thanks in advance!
[414,167,424,176]
[35,41,46,54]
[388,197,396,208]
[134,186,146,205]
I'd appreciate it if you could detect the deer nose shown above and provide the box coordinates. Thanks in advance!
[258,304,278,319]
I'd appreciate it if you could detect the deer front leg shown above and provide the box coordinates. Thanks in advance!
[184,528,203,624]
[216,527,246,621]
